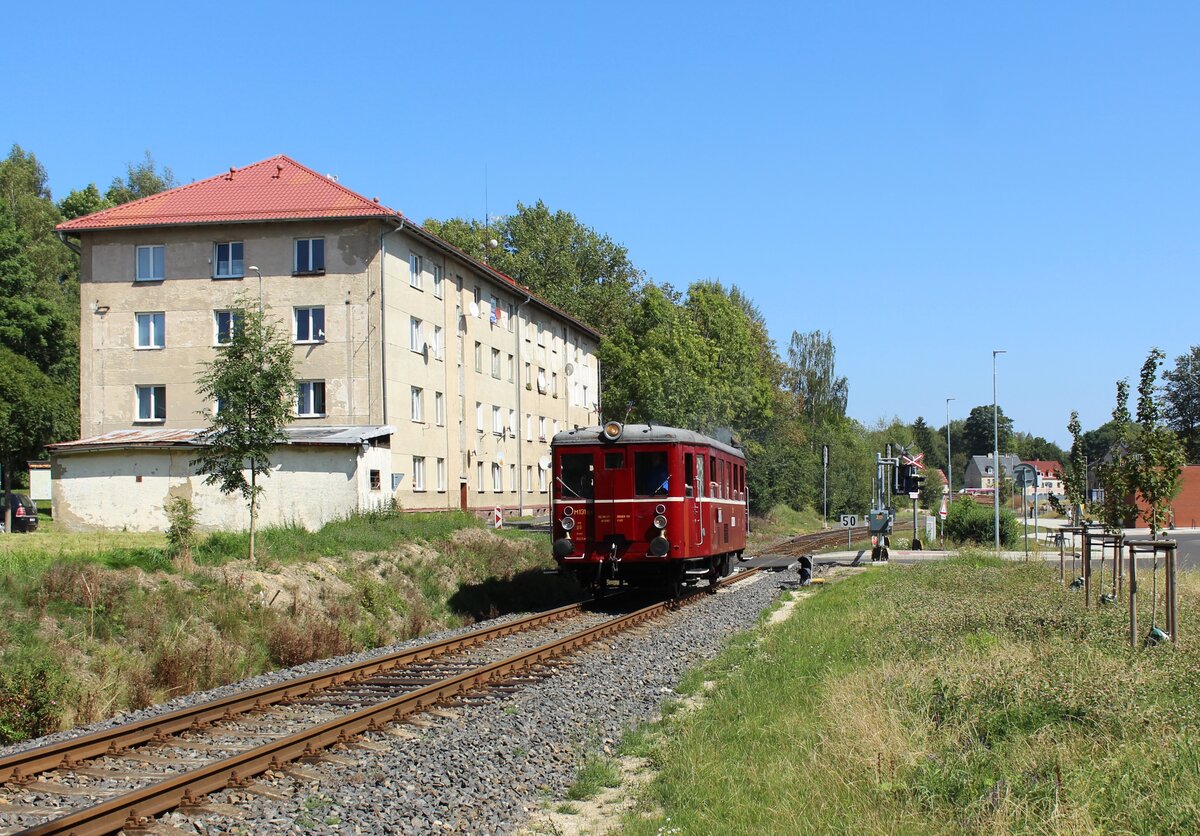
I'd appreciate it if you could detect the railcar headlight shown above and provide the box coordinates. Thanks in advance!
[561,516,576,531]
[653,514,668,530]
[602,420,623,441]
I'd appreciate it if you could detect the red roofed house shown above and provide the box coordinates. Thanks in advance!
[51,155,600,531]
[1022,460,1064,496]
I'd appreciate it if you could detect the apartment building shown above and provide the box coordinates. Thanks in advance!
[53,155,599,528]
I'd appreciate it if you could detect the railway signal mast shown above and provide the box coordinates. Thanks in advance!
[869,446,899,561]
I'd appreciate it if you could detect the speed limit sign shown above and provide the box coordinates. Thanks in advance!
[840,514,858,528]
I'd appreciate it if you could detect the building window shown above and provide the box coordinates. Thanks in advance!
[492,405,503,435]
[297,380,326,416]
[433,264,444,299]
[505,302,515,331]
[411,386,424,422]
[436,458,446,492]
[551,371,559,396]
[409,316,423,352]
[294,306,325,343]
[477,461,485,492]
[509,409,517,436]
[525,362,532,386]
[410,253,423,289]
[526,414,533,441]
[135,385,166,422]
[294,238,325,274]
[136,245,164,281]
[473,285,481,306]
[412,456,426,491]
[526,465,533,492]
[507,354,514,382]
[509,464,517,492]
[476,402,484,433]
[433,325,444,359]
[135,312,165,349]
[214,310,243,346]
[537,368,547,394]
[435,391,445,426]
[538,416,547,441]
[583,384,590,410]
[213,242,244,279]
[491,348,501,379]
[538,466,548,493]
[492,463,503,492]
[370,469,381,491]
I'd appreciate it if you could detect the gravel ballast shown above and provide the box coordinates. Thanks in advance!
[4,570,786,834]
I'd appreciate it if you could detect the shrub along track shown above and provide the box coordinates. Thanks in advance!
[0,570,757,835]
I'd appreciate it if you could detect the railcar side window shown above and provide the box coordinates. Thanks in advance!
[696,455,705,497]
[684,454,694,498]
[558,454,594,499]
[604,452,624,469]
[634,452,670,496]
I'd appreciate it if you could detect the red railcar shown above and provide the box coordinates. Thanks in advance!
[551,421,748,595]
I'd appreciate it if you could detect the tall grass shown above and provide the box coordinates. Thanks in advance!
[622,554,1200,834]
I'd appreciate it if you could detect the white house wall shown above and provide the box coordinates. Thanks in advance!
[51,446,387,532]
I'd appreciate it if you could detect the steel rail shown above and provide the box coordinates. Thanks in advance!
[0,600,589,784]
[21,569,758,836]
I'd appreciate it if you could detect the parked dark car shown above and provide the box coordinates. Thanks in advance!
[4,493,39,532]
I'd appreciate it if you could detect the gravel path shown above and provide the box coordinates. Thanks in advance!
[166,571,783,834]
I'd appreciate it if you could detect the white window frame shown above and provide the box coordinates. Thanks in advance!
[526,414,533,441]
[477,461,485,492]
[492,462,503,493]
[214,310,241,346]
[294,306,326,344]
[296,380,326,417]
[436,458,446,492]
[507,354,514,382]
[409,253,423,289]
[476,402,484,433]
[410,316,423,352]
[134,384,166,422]
[294,238,325,274]
[213,241,244,279]
[433,325,444,359]
[505,302,515,331]
[474,342,483,372]
[411,386,424,423]
[538,466,548,493]
[435,391,445,426]
[135,245,164,282]
[433,263,444,298]
[491,348,501,379]
[492,405,504,435]
[526,466,533,492]
[509,464,517,492]
[134,312,165,349]
[538,416,547,441]
[412,456,426,492]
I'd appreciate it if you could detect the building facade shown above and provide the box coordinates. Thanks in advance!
[56,155,600,523]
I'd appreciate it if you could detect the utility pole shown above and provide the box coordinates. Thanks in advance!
[822,444,829,529]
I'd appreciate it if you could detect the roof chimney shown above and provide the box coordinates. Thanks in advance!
[274,163,283,178]
[226,166,235,181]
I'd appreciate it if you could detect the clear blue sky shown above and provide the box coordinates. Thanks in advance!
[7,1,1199,448]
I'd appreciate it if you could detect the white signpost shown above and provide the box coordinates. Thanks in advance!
[840,514,858,549]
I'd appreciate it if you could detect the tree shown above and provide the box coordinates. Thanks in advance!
[1130,348,1185,539]
[1096,380,1137,532]
[59,184,111,221]
[0,347,72,531]
[1064,411,1086,518]
[424,200,644,338]
[0,204,72,374]
[783,330,848,430]
[1163,345,1200,463]
[105,150,176,205]
[961,404,1013,457]
[1013,432,1067,464]
[193,299,295,562]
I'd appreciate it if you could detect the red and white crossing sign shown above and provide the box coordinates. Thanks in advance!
[938,496,948,519]
[902,452,925,469]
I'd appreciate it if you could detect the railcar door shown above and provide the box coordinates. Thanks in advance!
[594,447,633,558]
[684,449,704,553]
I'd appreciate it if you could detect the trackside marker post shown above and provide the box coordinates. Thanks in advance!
[493,507,503,529]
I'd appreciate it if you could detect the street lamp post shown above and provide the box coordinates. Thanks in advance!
[993,350,1007,552]
[249,265,263,311]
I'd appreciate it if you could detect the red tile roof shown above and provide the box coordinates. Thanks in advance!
[1025,460,1063,477]
[56,155,397,231]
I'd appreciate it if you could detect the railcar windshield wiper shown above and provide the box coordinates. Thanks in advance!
[556,475,584,499]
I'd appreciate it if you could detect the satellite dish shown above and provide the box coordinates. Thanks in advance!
[564,363,575,376]
[538,455,552,471]
[496,450,506,464]
[469,301,480,317]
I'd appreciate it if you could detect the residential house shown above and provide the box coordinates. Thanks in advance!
[52,155,600,530]
[963,453,1022,491]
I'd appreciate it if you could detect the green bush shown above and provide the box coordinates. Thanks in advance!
[0,656,72,743]
[945,498,1018,547]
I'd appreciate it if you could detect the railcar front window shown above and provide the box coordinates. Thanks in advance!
[559,454,594,499]
[635,451,670,497]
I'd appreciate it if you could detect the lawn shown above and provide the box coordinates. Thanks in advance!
[621,555,1200,834]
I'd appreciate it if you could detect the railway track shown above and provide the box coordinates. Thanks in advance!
[0,570,758,835]
[765,525,872,558]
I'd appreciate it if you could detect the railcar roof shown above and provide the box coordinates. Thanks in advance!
[552,425,745,459]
